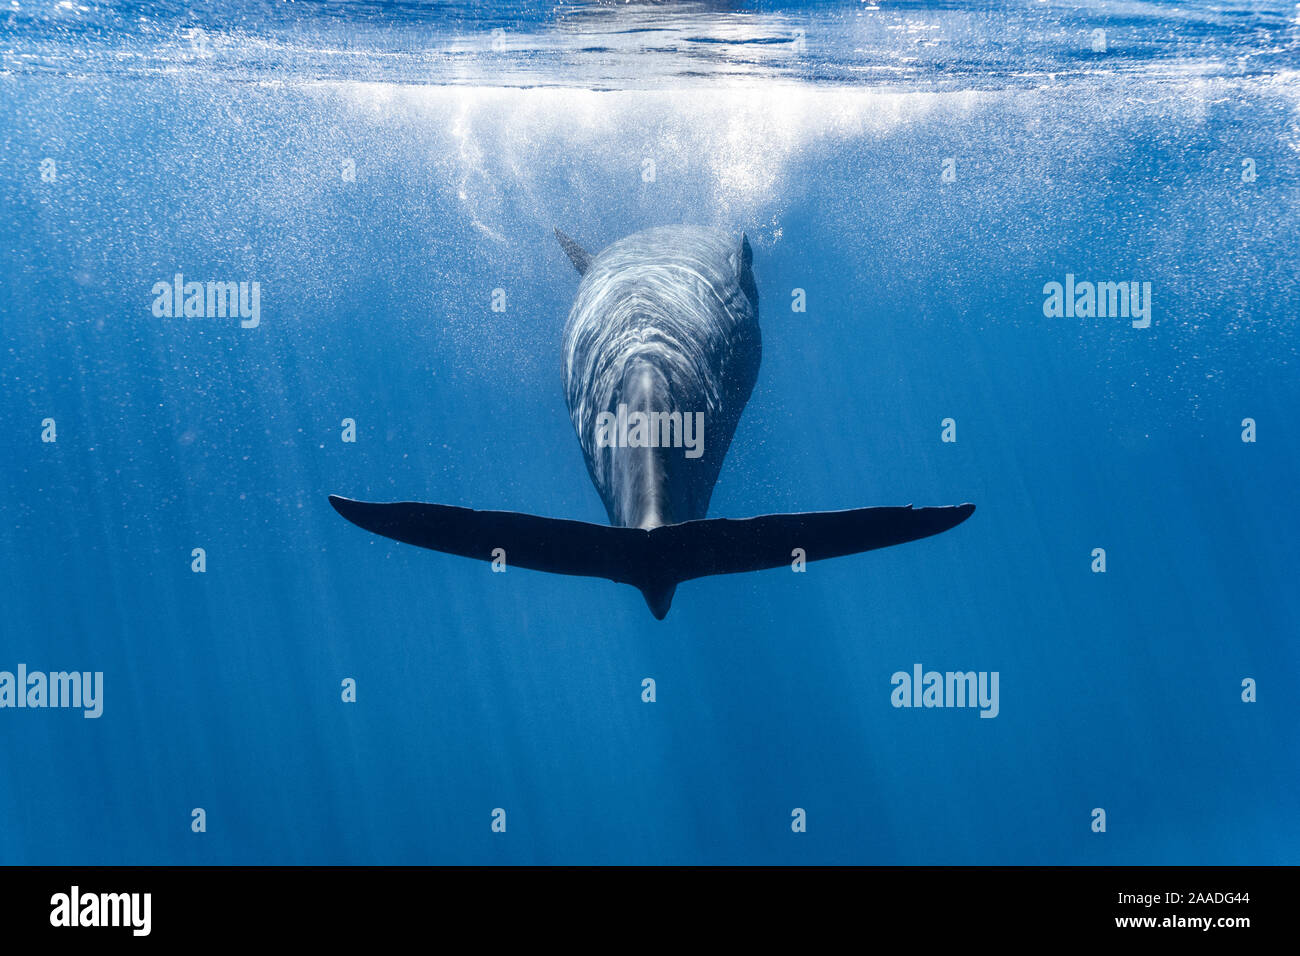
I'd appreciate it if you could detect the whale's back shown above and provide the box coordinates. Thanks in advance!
[561,225,761,527]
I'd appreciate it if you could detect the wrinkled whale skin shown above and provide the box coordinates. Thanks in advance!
[561,226,760,530]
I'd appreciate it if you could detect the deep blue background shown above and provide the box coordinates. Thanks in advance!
[1,1,1297,863]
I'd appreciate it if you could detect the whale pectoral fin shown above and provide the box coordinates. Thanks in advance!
[554,227,592,276]
[652,504,976,582]
[736,232,757,307]
[328,496,648,583]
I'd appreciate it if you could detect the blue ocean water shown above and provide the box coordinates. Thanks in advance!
[1,0,1297,865]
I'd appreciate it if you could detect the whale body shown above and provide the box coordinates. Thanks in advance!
[330,225,974,619]
[562,225,760,532]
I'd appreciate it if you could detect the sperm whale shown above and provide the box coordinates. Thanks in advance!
[561,226,760,532]
[330,225,974,619]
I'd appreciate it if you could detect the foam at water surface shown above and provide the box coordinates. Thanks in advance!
[2,0,1297,90]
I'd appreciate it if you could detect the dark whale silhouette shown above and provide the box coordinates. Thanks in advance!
[330,225,974,618]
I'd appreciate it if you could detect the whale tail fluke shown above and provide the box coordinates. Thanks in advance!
[328,496,975,620]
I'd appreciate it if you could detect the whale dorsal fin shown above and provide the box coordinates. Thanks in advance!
[554,228,592,276]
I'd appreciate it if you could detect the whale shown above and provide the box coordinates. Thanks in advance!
[330,225,974,619]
